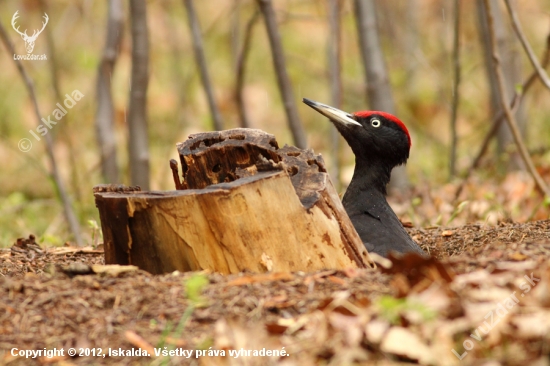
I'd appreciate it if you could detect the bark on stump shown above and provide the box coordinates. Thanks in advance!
[94,128,373,274]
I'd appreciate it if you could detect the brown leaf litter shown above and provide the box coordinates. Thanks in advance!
[1,220,549,365]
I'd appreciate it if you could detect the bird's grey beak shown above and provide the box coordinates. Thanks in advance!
[302,98,362,127]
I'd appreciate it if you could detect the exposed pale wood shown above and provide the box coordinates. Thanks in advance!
[95,128,373,274]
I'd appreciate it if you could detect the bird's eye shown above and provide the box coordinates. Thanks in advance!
[371,118,381,128]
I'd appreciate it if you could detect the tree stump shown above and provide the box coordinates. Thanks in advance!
[94,128,373,274]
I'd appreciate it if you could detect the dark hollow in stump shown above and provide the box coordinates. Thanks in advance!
[95,128,373,274]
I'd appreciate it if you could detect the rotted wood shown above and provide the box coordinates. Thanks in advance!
[94,128,373,274]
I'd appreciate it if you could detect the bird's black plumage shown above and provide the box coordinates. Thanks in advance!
[303,98,425,257]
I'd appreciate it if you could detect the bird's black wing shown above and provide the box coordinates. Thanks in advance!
[348,199,425,257]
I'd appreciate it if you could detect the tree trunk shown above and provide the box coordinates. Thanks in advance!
[96,0,123,184]
[477,0,526,172]
[353,0,409,190]
[235,10,260,128]
[128,0,150,190]
[327,0,342,191]
[0,18,83,246]
[184,0,224,131]
[39,0,83,204]
[95,129,373,274]
[256,0,308,149]
[404,0,419,95]
[449,0,461,178]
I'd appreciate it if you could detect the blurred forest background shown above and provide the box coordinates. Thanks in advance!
[0,0,549,247]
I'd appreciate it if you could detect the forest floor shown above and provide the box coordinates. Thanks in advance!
[1,220,550,366]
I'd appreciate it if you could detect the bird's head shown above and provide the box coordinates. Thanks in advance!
[303,98,411,169]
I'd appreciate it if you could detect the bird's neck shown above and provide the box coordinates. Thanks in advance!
[346,158,392,197]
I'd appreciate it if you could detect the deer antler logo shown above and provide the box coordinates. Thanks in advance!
[11,11,49,54]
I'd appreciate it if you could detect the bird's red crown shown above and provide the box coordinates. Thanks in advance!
[353,111,411,148]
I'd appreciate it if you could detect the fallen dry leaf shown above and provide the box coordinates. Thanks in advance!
[510,312,550,339]
[2,219,550,366]
[408,282,451,314]
[364,319,389,344]
[383,253,455,287]
[380,326,433,363]
[509,252,528,261]
[328,312,363,346]
[494,260,538,271]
